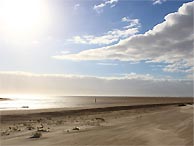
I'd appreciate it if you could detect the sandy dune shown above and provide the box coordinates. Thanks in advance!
[0,102,193,146]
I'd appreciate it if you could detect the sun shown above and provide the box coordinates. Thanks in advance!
[0,0,49,38]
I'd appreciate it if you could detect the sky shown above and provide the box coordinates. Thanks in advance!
[0,0,193,96]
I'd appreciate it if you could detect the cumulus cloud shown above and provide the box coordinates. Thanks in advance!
[0,71,192,97]
[67,18,140,45]
[54,2,194,74]
[93,0,118,13]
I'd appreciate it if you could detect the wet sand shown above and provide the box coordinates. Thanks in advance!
[0,97,193,146]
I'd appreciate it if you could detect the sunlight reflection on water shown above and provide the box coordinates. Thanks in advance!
[0,95,84,110]
[0,95,116,110]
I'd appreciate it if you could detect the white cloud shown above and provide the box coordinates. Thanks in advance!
[163,61,191,73]
[67,18,140,45]
[152,0,167,5]
[61,51,70,54]
[69,28,138,45]
[97,62,118,66]
[55,2,194,74]
[93,0,118,13]
[74,4,80,10]
[122,72,155,80]
[0,71,192,97]
[121,17,141,28]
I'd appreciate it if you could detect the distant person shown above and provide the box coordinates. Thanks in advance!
[95,98,96,103]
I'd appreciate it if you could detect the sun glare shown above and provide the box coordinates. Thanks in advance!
[0,0,49,38]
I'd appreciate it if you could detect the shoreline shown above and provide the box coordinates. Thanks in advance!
[1,101,193,117]
[1,96,193,116]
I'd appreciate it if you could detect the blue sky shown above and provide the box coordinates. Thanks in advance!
[0,0,193,96]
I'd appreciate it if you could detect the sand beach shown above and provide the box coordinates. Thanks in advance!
[0,97,193,146]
